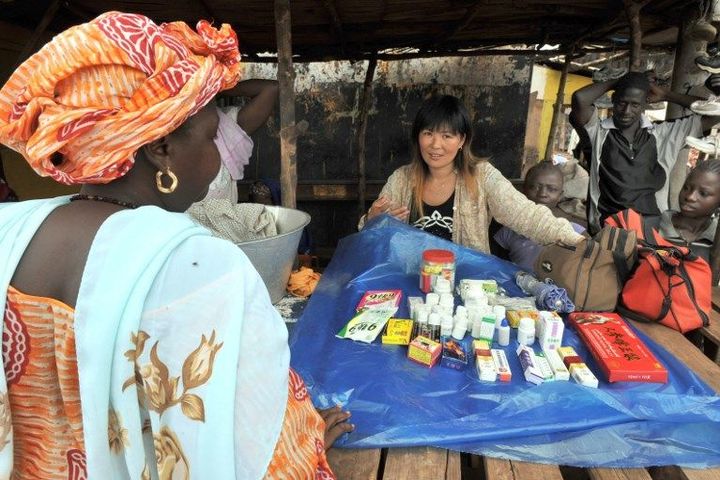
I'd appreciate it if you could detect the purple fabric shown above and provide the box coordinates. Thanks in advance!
[214,107,253,180]
[495,222,585,271]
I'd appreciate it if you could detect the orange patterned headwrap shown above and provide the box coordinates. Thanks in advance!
[0,12,241,185]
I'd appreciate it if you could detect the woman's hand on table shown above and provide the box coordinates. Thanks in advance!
[367,196,410,223]
[318,405,354,449]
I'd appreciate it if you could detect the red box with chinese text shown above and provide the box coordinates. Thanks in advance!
[568,312,668,384]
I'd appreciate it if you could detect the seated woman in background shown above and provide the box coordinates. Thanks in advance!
[0,13,348,479]
[606,159,720,263]
[359,95,584,252]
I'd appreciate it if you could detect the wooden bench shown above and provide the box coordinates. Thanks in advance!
[327,318,720,479]
[701,287,720,362]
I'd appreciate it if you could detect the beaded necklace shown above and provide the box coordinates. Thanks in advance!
[69,194,140,209]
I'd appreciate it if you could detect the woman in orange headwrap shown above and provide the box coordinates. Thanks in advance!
[0,12,349,479]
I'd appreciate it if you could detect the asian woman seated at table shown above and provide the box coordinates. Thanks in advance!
[358,95,584,253]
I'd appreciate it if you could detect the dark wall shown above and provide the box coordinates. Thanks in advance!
[231,56,533,253]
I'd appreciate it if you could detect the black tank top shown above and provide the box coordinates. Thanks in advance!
[411,192,455,241]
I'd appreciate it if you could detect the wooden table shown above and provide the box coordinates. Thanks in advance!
[327,304,720,480]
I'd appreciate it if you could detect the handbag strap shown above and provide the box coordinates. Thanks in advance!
[616,297,673,324]
[611,227,633,282]
[677,258,711,327]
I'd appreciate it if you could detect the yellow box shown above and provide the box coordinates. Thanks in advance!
[382,319,414,345]
[473,339,491,356]
[506,309,539,328]
[557,346,579,361]
[408,336,441,367]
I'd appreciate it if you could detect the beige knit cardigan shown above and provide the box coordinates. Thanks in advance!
[359,162,584,253]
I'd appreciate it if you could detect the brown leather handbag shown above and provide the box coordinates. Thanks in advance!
[534,226,637,312]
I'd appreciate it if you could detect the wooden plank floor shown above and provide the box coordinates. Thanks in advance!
[326,448,382,480]
[327,447,461,480]
[483,457,563,480]
[588,467,653,480]
[383,447,461,479]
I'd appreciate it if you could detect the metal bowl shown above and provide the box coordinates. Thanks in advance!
[236,206,311,304]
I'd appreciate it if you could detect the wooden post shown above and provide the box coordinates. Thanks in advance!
[274,0,298,209]
[544,46,573,162]
[623,0,650,72]
[668,14,708,120]
[15,0,61,67]
[356,56,377,218]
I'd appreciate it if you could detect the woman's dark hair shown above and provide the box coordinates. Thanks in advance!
[411,95,473,147]
[409,95,485,216]
[692,158,720,177]
[614,72,651,96]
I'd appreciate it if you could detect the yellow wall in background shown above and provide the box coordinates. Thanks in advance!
[535,66,593,160]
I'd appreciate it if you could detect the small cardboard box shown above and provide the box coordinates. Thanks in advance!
[569,362,599,388]
[473,339,491,356]
[476,354,497,381]
[381,319,414,345]
[539,312,564,350]
[441,336,469,371]
[478,316,496,342]
[542,348,570,381]
[516,344,544,385]
[557,346,583,368]
[515,345,545,385]
[506,309,539,328]
[408,336,441,367]
[491,349,512,382]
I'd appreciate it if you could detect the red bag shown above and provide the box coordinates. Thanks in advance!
[618,245,711,333]
[606,210,711,333]
[605,209,671,246]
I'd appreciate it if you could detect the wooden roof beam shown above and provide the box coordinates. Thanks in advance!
[15,0,61,67]
[195,0,218,21]
[243,44,672,64]
[320,0,347,55]
[431,0,485,48]
[624,0,652,71]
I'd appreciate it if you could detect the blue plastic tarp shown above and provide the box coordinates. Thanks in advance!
[289,215,720,468]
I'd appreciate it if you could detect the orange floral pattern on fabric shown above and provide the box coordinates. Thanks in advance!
[0,12,241,185]
[3,287,334,479]
[263,369,336,480]
[3,287,86,479]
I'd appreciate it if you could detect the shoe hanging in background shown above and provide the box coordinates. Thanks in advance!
[712,0,720,27]
[592,64,627,83]
[690,18,718,42]
[685,135,720,156]
[696,49,720,74]
[690,95,720,115]
[644,69,669,111]
[646,101,667,111]
[593,93,614,109]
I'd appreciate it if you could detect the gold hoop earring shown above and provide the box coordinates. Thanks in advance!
[156,169,178,194]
